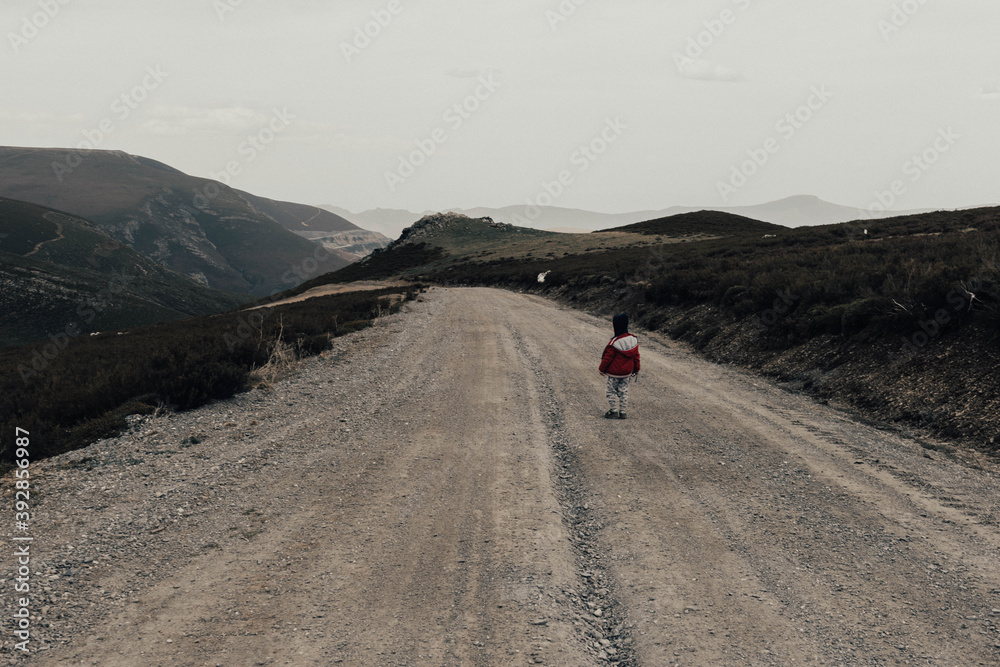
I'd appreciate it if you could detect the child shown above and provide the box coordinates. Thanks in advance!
[599,313,640,419]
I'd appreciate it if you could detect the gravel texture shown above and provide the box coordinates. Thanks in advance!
[3,286,1000,666]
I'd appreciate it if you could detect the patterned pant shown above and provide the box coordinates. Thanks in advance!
[606,376,631,412]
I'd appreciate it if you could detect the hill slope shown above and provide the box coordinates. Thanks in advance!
[318,205,435,240]
[0,196,248,346]
[240,194,359,233]
[238,193,390,261]
[597,209,785,236]
[0,147,352,295]
[645,195,935,229]
[326,196,935,237]
[282,212,663,292]
[308,207,1000,455]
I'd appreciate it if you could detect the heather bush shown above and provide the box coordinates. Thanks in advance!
[0,287,420,465]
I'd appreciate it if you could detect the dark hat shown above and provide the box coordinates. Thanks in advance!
[613,313,629,336]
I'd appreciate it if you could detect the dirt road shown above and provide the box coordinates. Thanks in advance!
[12,287,1000,665]
[246,281,410,311]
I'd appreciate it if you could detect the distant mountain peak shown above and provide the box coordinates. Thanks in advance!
[777,194,823,203]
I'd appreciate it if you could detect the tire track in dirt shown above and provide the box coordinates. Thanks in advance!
[491,288,1000,665]
[508,323,637,665]
[12,287,1000,666]
[31,288,602,666]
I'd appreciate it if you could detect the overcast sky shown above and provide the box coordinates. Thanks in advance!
[2,0,998,214]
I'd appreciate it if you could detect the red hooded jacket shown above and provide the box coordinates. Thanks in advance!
[599,333,640,378]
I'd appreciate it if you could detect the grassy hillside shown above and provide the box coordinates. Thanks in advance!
[310,208,1000,455]
[598,209,785,236]
[0,147,351,295]
[281,212,671,294]
[0,284,421,467]
[0,197,249,346]
[292,210,785,293]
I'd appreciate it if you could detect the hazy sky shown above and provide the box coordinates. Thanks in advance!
[2,0,998,214]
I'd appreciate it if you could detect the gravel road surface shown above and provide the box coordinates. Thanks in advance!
[5,287,1000,666]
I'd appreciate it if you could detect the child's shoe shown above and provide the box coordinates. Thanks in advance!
[604,409,619,419]
[618,412,628,420]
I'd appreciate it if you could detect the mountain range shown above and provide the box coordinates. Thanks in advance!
[239,195,390,261]
[0,147,381,296]
[0,196,247,346]
[322,195,937,239]
[0,146,397,345]
[0,144,972,351]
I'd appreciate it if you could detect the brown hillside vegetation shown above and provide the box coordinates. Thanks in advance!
[0,285,420,465]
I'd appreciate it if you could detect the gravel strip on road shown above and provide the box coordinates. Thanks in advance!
[3,286,1000,666]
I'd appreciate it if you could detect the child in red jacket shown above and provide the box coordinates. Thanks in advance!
[599,313,640,419]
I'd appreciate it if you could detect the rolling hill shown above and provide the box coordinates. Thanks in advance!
[242,195,358,233]
[0,196,248,346]
[324,196,936,238]
[318,205,436,240]
[0,147,353,295]
[257,196,390,261]
[296,207,1000,455]
[284,212,640,290]
[280,210,775,296]
[6,201,997,460]
[643,195,935,229]
[597,210,786,236]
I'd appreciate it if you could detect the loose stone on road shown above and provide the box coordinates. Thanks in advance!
[12,287,1000,666]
